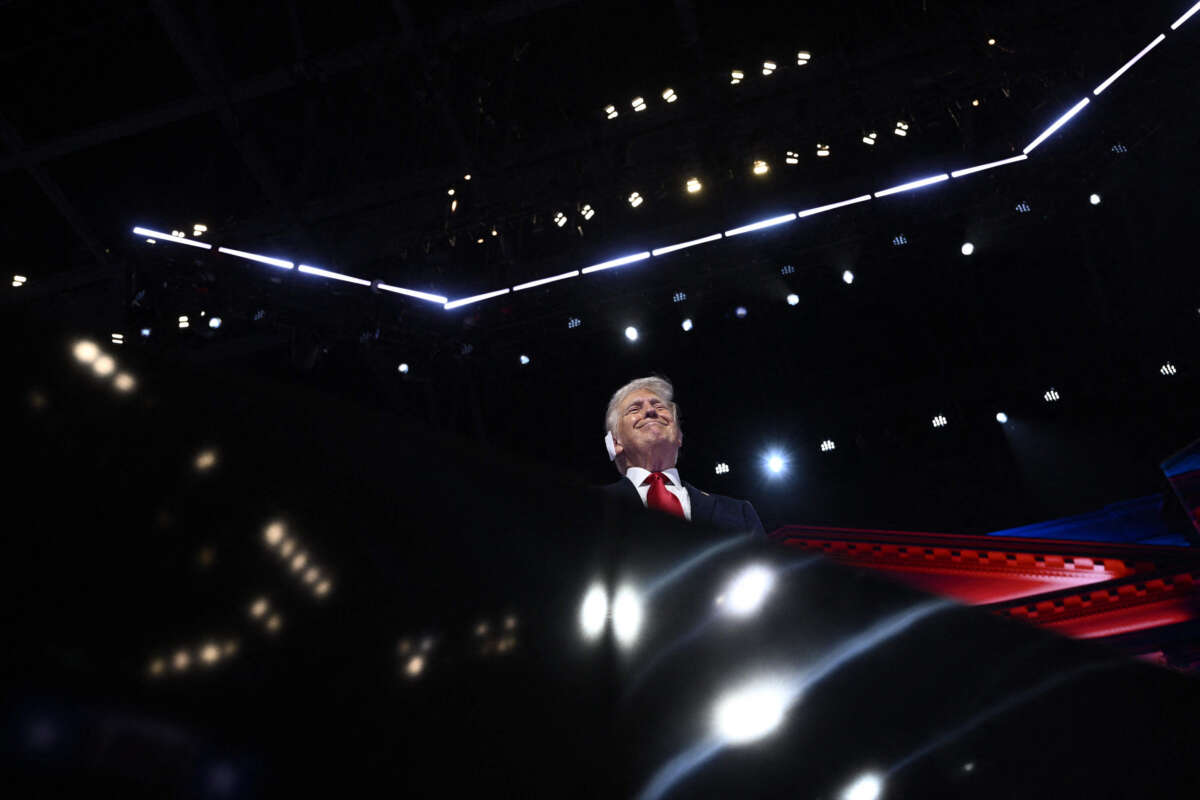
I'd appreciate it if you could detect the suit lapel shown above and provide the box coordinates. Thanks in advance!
[685,482,716,526]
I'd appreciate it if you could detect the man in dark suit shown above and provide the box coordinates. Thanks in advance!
[600,376,765,537]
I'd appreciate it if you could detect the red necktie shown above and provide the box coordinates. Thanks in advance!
[643,472,685,519]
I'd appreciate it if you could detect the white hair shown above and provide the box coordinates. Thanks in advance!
[604,376,682,474]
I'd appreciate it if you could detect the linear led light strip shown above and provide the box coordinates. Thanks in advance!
[132,10,1191,312]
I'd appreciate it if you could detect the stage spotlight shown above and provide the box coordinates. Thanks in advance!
[450,198,457,212]
[753,159,769,175]
[673,291,687,303]
[821,439,835,452]
[662,87,677,103]
[681,318,693,332]
[715,462,730,475]
[398,363,409,374]
[816,143,830,157]
[519,354,531,365]
[765,453,785,475]
[1044,388,1060,402]
[581,204,595,220]
[568,317,582,329]
[780,265,795,275]
[786,150,799,165]
[894,121,909,137]
[1089,193,1101,205]
[612,585,643,647]
[110,332,124,345]
[841,772,884,800]
[579,582,608,641]
[553,211,567,227]
[735,306,747,318]
[730,69,744,85]
[1161,362,1177,376]
[842,270,855,284]
[12,274,27,287]
[972,98,980,107]
[628,191,643,207]
[787,293,799,306]
[892,234,908,246]
[712,677,791,745]
[1015,202,1031,213]
[996,412,1009,423]
[140,328,151,337]
[178,315,189,329]
[605,104,618,119]
[862,132,878,146]
[93,355,115,377]
[113,373,136,393]
[686,177,702,193]
[720,564,776,617]
[73,340,99,363]
[932,415,948,428]
[762,60,776,76]
[961,242,975,256]
[987,37,996,46]
[625,326,639,341]
[632,96,647,112]
[1112,143,1128,153]
[264,522,285,546]
[208,316,222,329]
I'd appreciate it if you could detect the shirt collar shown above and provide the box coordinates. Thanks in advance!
[625,466,683,488]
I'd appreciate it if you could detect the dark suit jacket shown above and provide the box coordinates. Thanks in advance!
[601,477,766,538]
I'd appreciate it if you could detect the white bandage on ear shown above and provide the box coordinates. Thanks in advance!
[605,430,617,461]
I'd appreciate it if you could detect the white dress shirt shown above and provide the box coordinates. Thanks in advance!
[624,466,693,521]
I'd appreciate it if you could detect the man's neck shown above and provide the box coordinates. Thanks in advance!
[628,459,677,474]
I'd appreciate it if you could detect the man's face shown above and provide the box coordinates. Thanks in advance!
[615,388,682,466]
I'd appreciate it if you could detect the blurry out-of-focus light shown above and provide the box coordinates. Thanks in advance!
[303,567,320,584]
[752,159,769,175]
[222,639,238,657]
[628,191,643,207]
[148,658,166,677]
[1089,193,1102,205]
[786,293,799,306]
[447,188,455,196]
[463,174,471,181]
[291,552,308,572]
[996,412,1009,423]
[579,582,608,640]
[405,654,425,677]
[842,772,884,800]
[842,270,855,284]
[199,642,221,665]
[581,203,595,220]
[972,98,980,107]
[140,328,151,337]
[1093,34,1165,95]
[894,121,910,137]
[785,150,799,165]
[961,242,975,256]
[673,291,687,303]
[92,355,116,377]
[315,579,332,597]
[12,274,27,287]
[113,373,136,393]
[519,354,531,365]
[73,340,100,363]
[632,96,647,112]
[730,69,744,85]
[721,564,776,617]
[450,198,458,212]
[862,132,878,146]
[266,614,282,633]
[816,143,830,157]
[250,597,269,619]
[133,227,212,249]
[264,522,285,546]
[567,317,582,329]
[279,539,296,557]
[715,462,730,475]
[987,37,997,45]
[1173,2,1200,29]
[932,415,948,428]
[398,363,409,374]
[1023,97,1090,155]
[766,454,785,474]
[681,318,693,332]
[208,316,222,329]
[686,177,702,194]
[172,649,191,671]
[605,104,618,119]
[662,87,677,103]
[624,326,639,341]
[712,678,791,744]
[553,211,568,227]
[194,449,217,471]
[612,585,643,647]
[735,306,748,318]
[796,51,811,65]
[762,60,776,76]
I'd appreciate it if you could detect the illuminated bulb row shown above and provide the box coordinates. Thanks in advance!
[12,274,26,288]
[731,52,812,84]
[71,339,137,393]
[1044,388,1061,402]
[553,211,567,228]
[1161,362,1177,376]
[932,414,948,428]
[192,223,207,237]
[715,462,731,475]
[261,521,333,598]
[894,120,910,137]
[178,315,189,329]
[473,614,519,655]
[397,635,435,679]
[248,595,284,633]
[862,131,878,146]
[821,439,836,452]
[148,637,238,677]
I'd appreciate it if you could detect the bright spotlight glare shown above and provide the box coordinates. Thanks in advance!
[766,454,784,474]
[842,270,855,285]
[1089,193,1101,205]
[519,354,531,365]
[398,363,409,374]
[681,318,693,332]
[996,412,1009,423]
[842,772,884,800]
[113,373,136,393]
[961,242,975,256]
[712,678,791,745]
[612,585,643,647]
[786,293,799,306]
[579,583,608,641]
[73,340,100,363]
[208,316,222,329]
[721,564,776,617]
[625,326,639,341]
[92,355,116,377]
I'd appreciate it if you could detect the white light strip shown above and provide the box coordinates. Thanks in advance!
[132,227,212,249]
[297,264,371,286]
[797,195,872,218]
[651,233,724,256]
[950,154,1028,178]
[724,213,797,237]
[513,270,580,291]
[1093,34,1166,95]
[1172,1,1200,29]
[444,288,511,309]
[376,283,448,304]
[1022,97,1090,154]
[580,251,651,275]
[217,246,294,269]
[874,174,950,198]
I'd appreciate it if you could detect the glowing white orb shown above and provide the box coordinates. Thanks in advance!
[625,326,639,341]
[611,584,643,647]
[722,564,776,617]
[73,340,99,363]
[842,772,884,800]
[579,583,608,640]
[995,412,1008,424]
[960,242,975,256]
[92,355,116,377]
[712,678,791,744]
